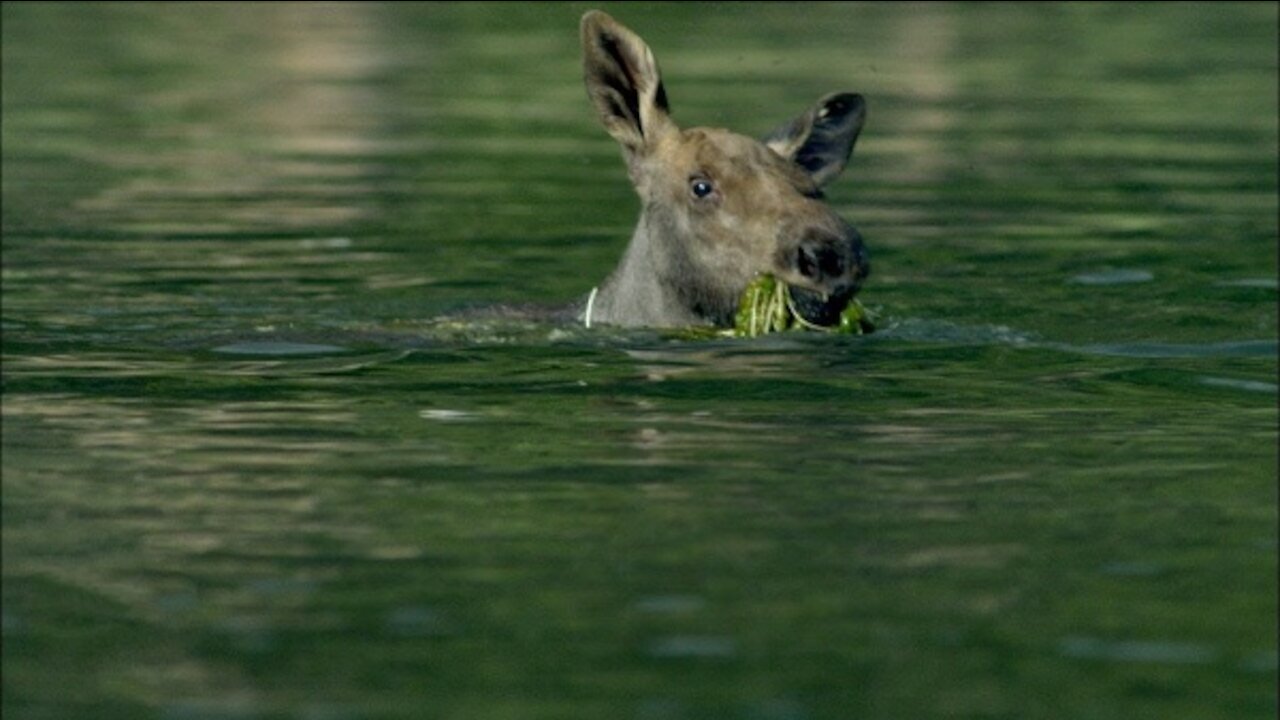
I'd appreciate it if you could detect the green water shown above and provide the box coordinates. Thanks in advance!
[2,3,1277,719]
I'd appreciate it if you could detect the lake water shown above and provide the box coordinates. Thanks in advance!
[2,3,1277,719]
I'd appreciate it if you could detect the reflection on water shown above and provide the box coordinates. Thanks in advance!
[3,3,1277,719]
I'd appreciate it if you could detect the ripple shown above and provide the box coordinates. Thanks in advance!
[1199,376,1278,394]
[385,606,457,638]
[297,236,353,250]
[1240,649,1279,674]
[418,409,479,422]
[1216,278,1279,290]
[632,594,707,615]
[1068,269,1154,285]
[1,610,25,636]
[877,318,1036,346]
[216,614,275,654]
[212,341,350,356]
[1059,636,1218,664]
[647,635,737,659]
[1098,561,1166,577]
[161,698,259,720]
[1069,339,1277,359]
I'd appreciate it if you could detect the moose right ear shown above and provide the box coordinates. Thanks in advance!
[581,11,674,153]
[765,92,866,187]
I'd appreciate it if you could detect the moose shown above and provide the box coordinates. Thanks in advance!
[577,10,870,329]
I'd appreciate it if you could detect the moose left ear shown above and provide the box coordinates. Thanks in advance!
[764,92,866,187]
[581,10,674,156]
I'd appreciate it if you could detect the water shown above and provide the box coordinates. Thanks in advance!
[2,3,1276,719]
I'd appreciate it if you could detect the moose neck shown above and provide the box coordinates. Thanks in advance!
[588,209,713,328]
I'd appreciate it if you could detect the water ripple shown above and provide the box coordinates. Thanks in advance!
[1066,339,1277,359]
[1068,269,1155,285]
[1059,636,1218,665]
[212,341,351,356]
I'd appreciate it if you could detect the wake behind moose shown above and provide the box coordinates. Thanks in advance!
[577,10,870,329]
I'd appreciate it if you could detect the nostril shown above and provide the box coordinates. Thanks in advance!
[797,245,819,280]
[821,249,845,278]
[796,243,844,281]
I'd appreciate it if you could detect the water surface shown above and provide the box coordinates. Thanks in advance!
[3,3,1277,719]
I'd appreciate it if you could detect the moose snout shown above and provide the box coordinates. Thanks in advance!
[784,224,869,327]
[792,225,869,293]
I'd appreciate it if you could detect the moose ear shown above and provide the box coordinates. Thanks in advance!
[581,11,674,153]
[764,92,866,187]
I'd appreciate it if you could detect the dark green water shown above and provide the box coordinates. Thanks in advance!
[2,3,1277,719]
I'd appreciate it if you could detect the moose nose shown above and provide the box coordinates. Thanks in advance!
[796,240,844,282]
[786,225,869,327]
[794,226,868,289]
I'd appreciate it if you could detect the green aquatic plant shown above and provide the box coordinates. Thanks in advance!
[733,274,875,338]
[733,274,792,336]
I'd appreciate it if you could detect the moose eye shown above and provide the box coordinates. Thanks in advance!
[690,178,715,199]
